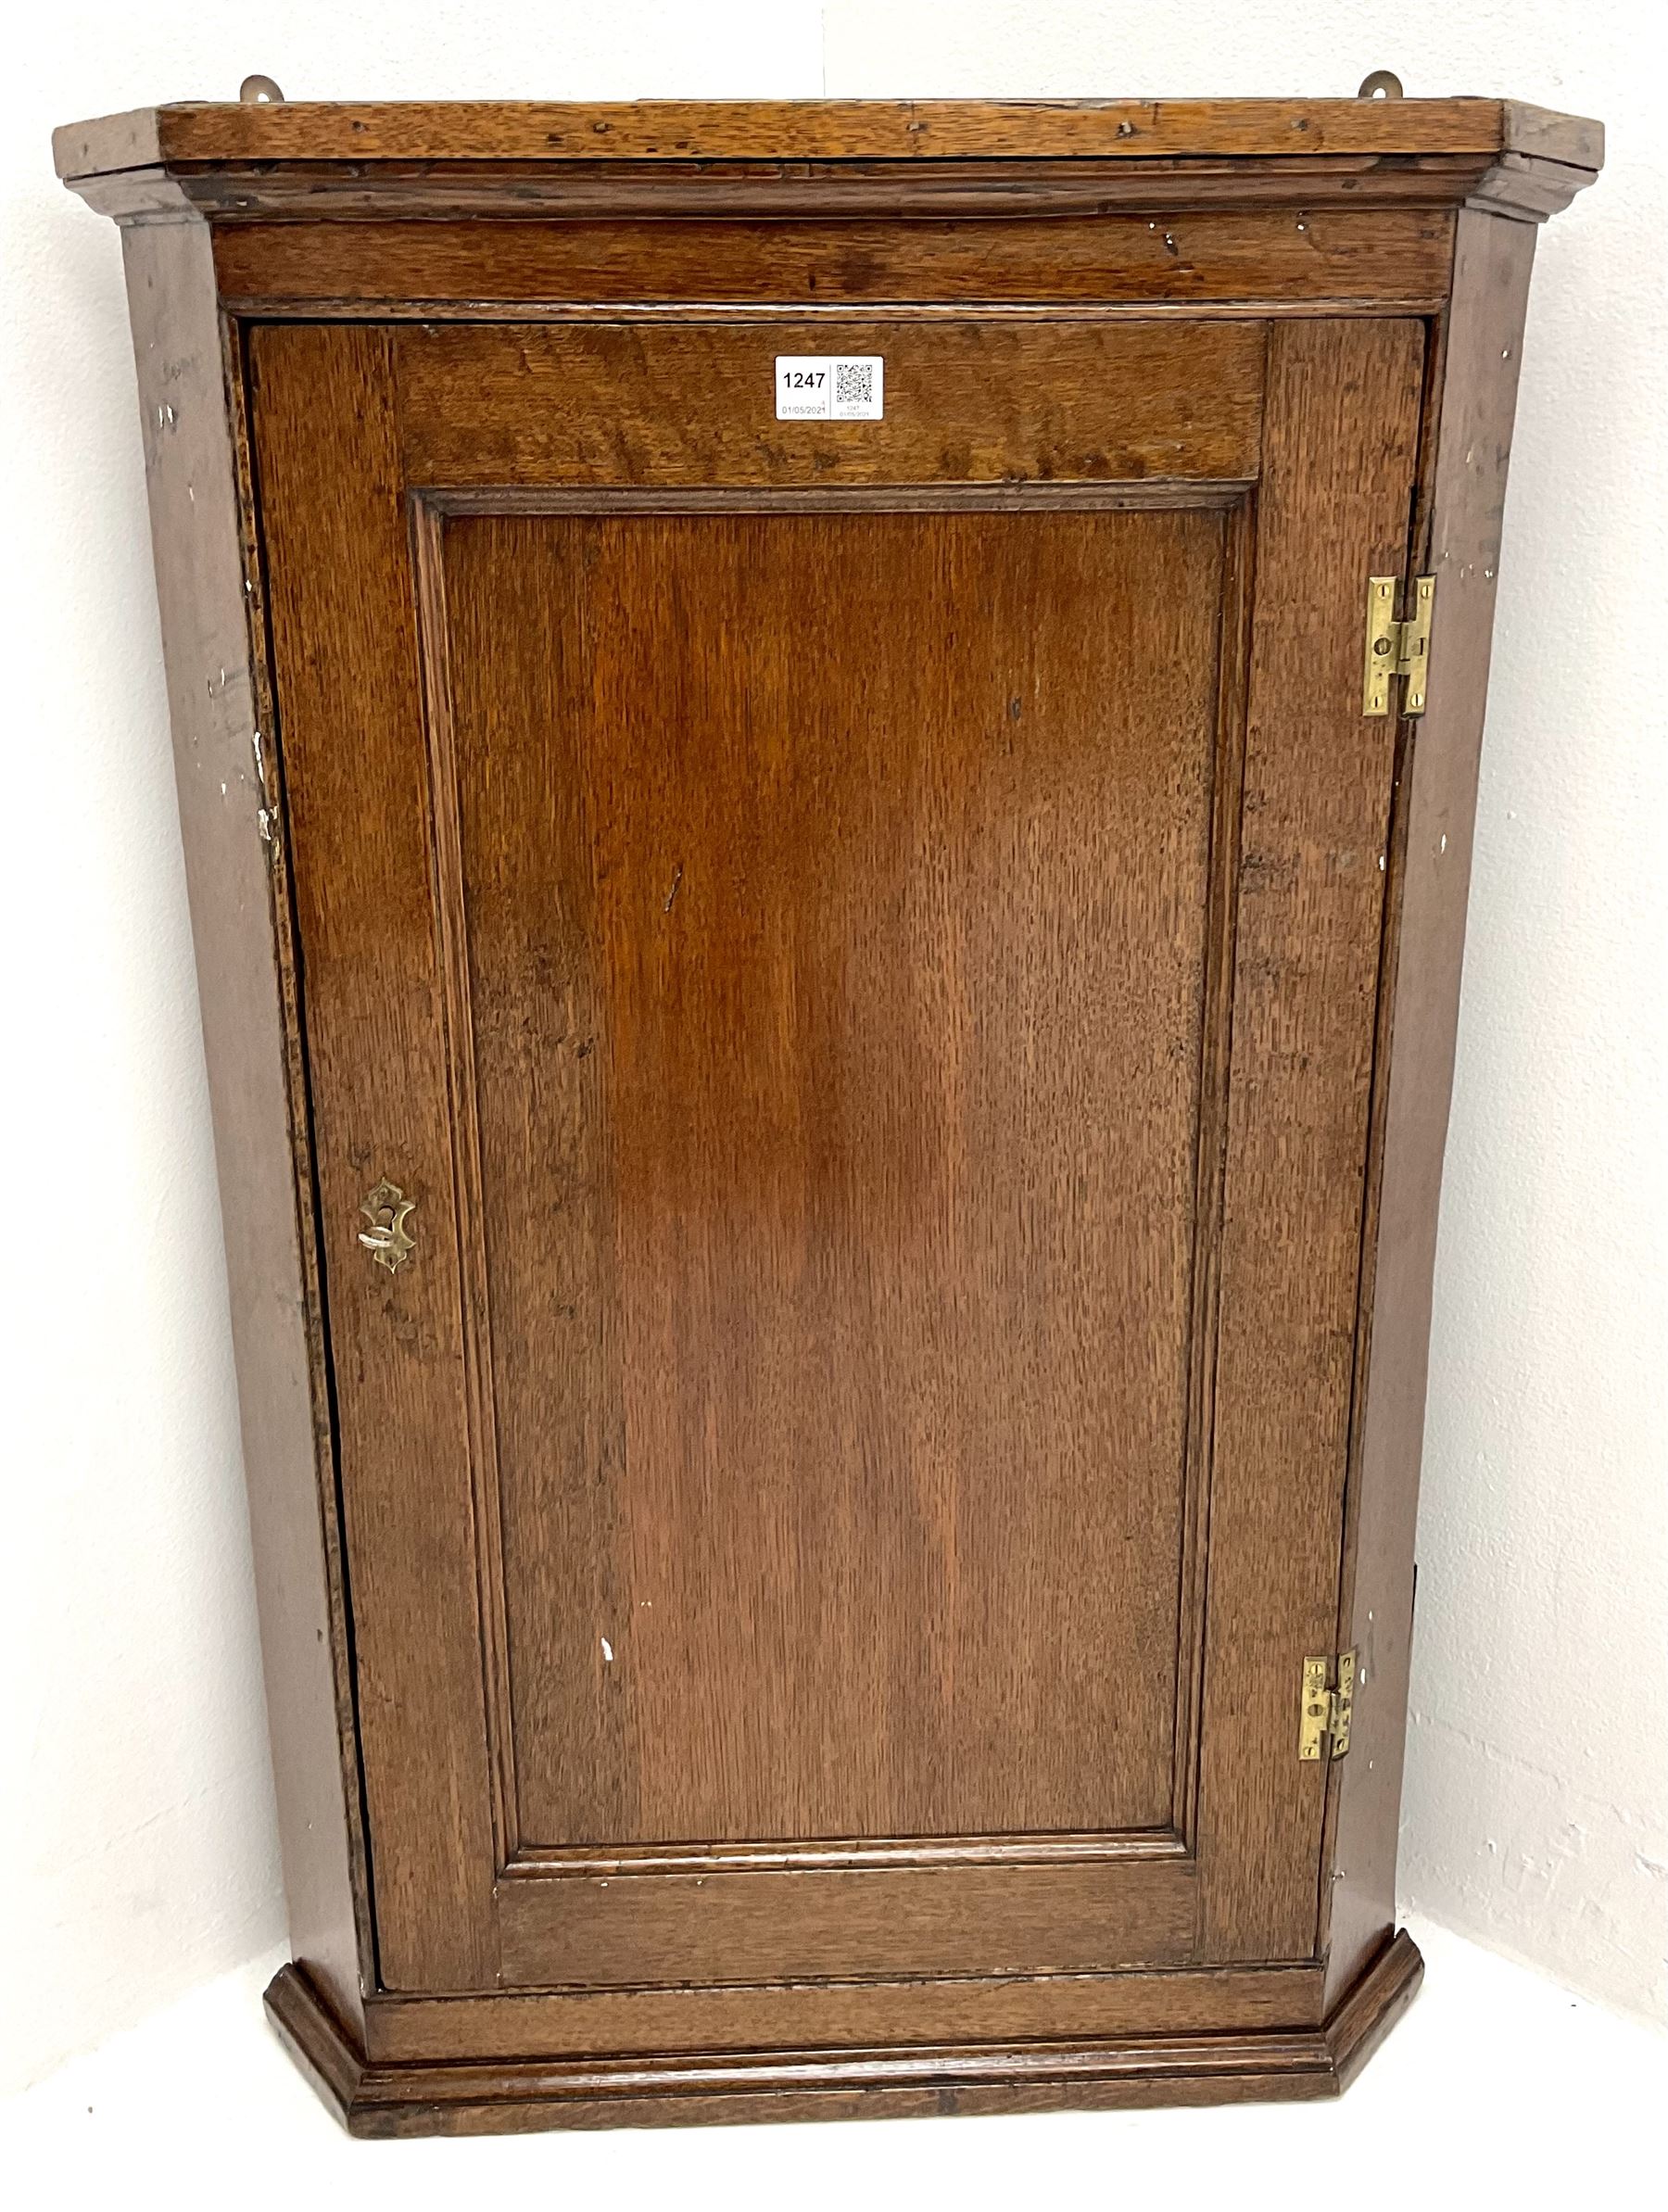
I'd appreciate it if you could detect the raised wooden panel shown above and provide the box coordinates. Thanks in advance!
[428,499,1236,1857]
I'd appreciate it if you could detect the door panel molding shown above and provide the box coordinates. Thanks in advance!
[410,497,522,1868]
[408,478,1252,1890]
[423,482,1254,516]
[503,1826,1190,1878]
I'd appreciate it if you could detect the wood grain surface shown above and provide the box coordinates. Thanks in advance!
[364,1958,1323,2063]
[263,1931,1422,2134]
[1194,317,1426,1960]
[395,319,1263,488]
[436,501,1228,1855]
[246,302,1429,2003]
[211,209,1455,313]
[499,1859,1199,1987]
[53,96,1602,177]
[116,222,370,2032]
[1321,209,1540,2006]
[250,326,499,1993]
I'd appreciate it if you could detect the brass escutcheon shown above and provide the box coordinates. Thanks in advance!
[358,1178,416,1272]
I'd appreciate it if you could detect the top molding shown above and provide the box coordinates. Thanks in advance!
[56,96,1603,171]
[54,97,1603,226]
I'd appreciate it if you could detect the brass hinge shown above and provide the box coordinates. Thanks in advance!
[1363,575,1436,716]
[1298,1650,1358,1763]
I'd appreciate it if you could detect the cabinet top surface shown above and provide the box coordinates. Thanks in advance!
[55,95,1602,183]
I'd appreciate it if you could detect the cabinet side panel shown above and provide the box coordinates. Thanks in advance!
[1323,209,1539,2004]
[118,218,368,2029]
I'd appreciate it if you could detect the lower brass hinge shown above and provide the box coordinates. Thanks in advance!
[1363,575,1436,716]
[1298,1650,1357,1763]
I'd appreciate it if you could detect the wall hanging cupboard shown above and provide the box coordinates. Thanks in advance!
[55,87,1600,2134]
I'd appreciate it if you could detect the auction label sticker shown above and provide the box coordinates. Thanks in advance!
[775,355,885,421]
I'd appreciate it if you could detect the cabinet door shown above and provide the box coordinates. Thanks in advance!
[251,315,1423,1994]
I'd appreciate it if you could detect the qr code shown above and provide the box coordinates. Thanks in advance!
[834,360,874,409]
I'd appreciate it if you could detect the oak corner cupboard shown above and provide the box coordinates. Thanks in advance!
[56,84,1600,2134]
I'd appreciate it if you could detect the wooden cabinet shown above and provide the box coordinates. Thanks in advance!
[57,91,1599,2133]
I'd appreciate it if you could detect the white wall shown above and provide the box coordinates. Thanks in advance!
[4,2,1662,2096]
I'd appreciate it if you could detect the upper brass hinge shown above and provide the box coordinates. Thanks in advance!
[1363,575,1436,716]
[1298,1650,1357,1763]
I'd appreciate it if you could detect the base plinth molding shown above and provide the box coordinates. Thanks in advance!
[264,1928,1423,2138]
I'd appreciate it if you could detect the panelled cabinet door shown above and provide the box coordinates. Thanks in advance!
[250,314,1423,1994]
